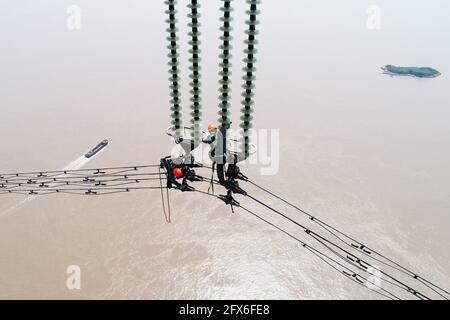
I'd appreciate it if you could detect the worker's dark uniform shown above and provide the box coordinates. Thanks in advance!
[160,156,196,191]
[203,130,227,183]
[161,156,181,189]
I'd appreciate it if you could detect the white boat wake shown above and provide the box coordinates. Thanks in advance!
[63,155,91,171]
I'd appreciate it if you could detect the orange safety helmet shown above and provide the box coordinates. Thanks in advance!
[207,124,218,132]
[172,167,183,179]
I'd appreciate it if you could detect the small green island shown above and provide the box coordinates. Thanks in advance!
[381,65,441,78]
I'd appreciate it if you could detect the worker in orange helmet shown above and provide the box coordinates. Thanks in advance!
[207,124,217,132]
[203,124,218,146]
[172,167,183,179]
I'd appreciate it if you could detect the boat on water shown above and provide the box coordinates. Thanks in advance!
[84,140,109,158]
